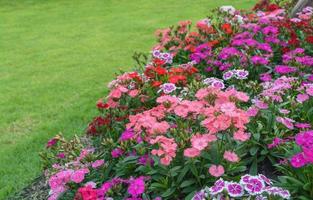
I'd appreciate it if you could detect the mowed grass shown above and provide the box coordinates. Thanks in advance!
[0,0,256,198]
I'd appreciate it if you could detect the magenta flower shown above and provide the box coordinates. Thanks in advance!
[111,148,124,158]
[274,65,298,74]
[251,55,269,65]
[120,128,135,141]
[46,138,58,148]
[128,177,145,197]
[290,152,308,168]
[295,123,311,129]
[267,137,283,149]
[260,73,272,82]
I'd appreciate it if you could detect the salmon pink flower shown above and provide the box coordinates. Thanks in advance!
[223,151,240,163]
[209,165,224,177]
[184,148,201,158]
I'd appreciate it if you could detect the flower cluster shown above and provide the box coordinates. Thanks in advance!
[193,174,290,199]
[42,2,313,199]
[290,130,313,168]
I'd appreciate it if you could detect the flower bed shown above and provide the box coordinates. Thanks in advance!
[42,1,313,199]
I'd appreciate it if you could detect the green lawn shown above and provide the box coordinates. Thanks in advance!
[0,0,256,198]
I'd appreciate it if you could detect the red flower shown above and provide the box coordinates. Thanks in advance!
[129,72,142,82]
[144,66,155,78]
[282,47,290,54]
[221,23,232,35]
[170,67,184,74]
[267,4,280,12]
[169,75,186,84]
[153,58,166,66]
[96,100,109,109]
[306,35,313,44]
[154,66,167,75]
[208,40,219,47]
[151,81,162,88]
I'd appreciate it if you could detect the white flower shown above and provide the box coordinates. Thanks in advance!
[220,5,236,15]
[235,15,244,24]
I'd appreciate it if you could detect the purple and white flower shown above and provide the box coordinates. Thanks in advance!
[225,182,244,197]
[159,83,177,94]
[244,177,265,195]
[223,71,234,80]
[152,50,173,64]
[235,69,249,79]
[209,178,225,195]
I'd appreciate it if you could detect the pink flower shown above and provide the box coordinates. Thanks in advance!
[71,168,90,183]
[190,134,210,151]
[276,117,294,130]
[128,89,139,97]
[223,151,240,163]
[220,102,237,116]
[184,148,201,158]
[209,165,224,177]
[233,130,250,142]
[150,136,177,165]
[247,106,259,117]
[85,181,97,188]
[268,137,283,149]
[91,159,105,169]
[296,94,309,103]
[306,87,313,96]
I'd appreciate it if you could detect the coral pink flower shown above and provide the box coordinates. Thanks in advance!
[184,148,201,158]
[195,88,209,100]
[150,136,177,165]
[128,89,139,97]
[209,165,224,177]
[223,151,240,163]
[233,130,250,142]
[220,102,237,116]
[190,134,209,150]
[110,88,122,99]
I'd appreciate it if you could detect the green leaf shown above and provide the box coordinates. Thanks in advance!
[249,159,258,175]
[249,146,259,156]
[185,191,196,200]
[303,183,312,191]
[180,180,196,188]
[161,188,176,198]
[177,165,190,183]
